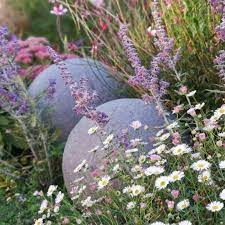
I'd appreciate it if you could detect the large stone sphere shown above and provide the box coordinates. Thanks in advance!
[28,58,126,140]
[63,98,167,195]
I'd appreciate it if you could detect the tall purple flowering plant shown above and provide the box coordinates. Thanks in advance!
[0,27,53,183]
[47,46,109,126]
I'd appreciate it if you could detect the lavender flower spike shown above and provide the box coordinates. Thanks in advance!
[47,46,108,126]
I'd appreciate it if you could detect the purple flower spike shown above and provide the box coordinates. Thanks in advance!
[47,46,108,126]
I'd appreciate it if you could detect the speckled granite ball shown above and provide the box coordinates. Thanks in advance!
[63,98,168,195]
[28,58,125,140]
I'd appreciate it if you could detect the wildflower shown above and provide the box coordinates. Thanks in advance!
[219,160,225,169]
[167,121,179,130]
[125,148,139,154]
[171,144,192,156]
[195,103,205,110]
[48,47,108,125]
[178,221,192,225]
[172,104,184,114]
[186,90,196,97]
[159,133,170,142]
[112,164,120,173]
[139,155,146,164]
[191,160,211,171]
[197,170,212,184]
[179,86,188,94]
[47,185,57,197]
[192,194,199,202]
[176,199,190,211]
[171,190,180,199]
[187,108,196,117]
[130,120,142,130]
[165,200,175,209]
[169,171,185,182]
[218,132,225,137]
[88,146,99,153]
[198,133,206,141]
[34,218,44,225]
[88,126,99,135]
[144,166,165,176]
[150,222,166,225]
[103,134,114,146]
[126,201,136,210]
[98,175,110,189]
[38,199,48,214]
[55,191,64,204]
[155,176,170,190]
[220,189,225,200]
[147,26,157,37]
[73,160,87,173]
[50,4,68,16]
[140,202,147,209]
[206,201,224,212]
[89,0,104,8]
[75,218,82,224]
[130,185,145,197]
[81,196,95,208]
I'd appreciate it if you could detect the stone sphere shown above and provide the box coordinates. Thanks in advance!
[28,58,126,140]
[63,98,167,195]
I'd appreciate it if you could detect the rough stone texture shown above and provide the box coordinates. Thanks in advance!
[63,98,167,195]
[28,58,126,140]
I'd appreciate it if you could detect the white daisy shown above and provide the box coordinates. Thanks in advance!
[191,160,211,171]
[81,196,95,208]
[73,160,87,173]
[176,199,190,211]
[103,134,114,146]
[125,148,139,154]
[186,90,196,97]
[219,160,225,169]
[88,146,99,153]
[130,185,145,197]
[55,191,64,204]
[130,120,142,130]
[150,222,166,225]
[206,201,224,212]
[159,133,170,142]
[38,199,48,214]
[218,132,225,138]
[88,126,99,135]
[219,189,225,200]
[126,201,136,210]
[47,185,57,197]
[144,166,165,176]
[171,144,192,156]
[155,176,170,190]
[178,221,192,225]
[197,170,212,184]
[169,171,185,182]
[98,175,110,190]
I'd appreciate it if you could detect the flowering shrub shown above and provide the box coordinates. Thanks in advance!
[61,0,225,105]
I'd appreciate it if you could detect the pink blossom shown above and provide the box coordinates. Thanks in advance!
[149,154,161,161]
[50,4,68,16]
[165,200,175,209]
[172,104,183,114]
[89,0,104,8]
[90,169,100,177]
[192,194,199,202]
[187,108,196,117]
[198,133,206,141]
[172,132,180,145]
[179,85,188,94]
[171,190,180,199]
